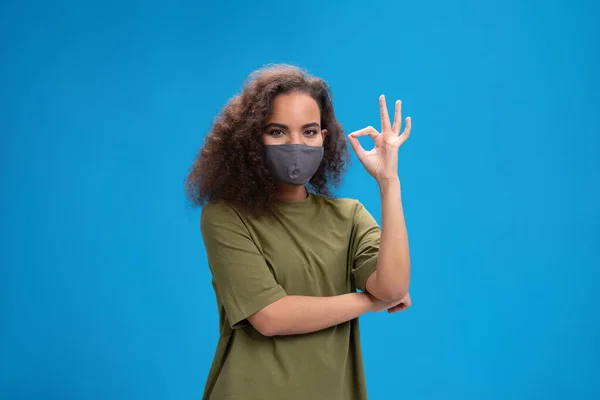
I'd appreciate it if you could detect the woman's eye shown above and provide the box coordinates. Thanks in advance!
[304,129,318,136]
[269,129,285,137]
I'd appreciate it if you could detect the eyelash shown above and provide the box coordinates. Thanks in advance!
[269,129,318,137]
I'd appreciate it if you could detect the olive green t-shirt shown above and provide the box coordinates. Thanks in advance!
[200,192,380,400]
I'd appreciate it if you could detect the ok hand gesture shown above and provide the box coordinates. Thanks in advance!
[348,95,412,183]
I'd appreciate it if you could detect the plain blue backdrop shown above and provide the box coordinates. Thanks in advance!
[2,0,599,399]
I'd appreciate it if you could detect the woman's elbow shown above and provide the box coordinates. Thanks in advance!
[368,275,409,302]
[247,308,280,337]
[373,284,409,303]
[256,324,278,337]
[379,291,408,303]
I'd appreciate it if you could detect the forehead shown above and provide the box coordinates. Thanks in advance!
[268,92,321,122]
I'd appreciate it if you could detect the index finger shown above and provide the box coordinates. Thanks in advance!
[379,95,391,132]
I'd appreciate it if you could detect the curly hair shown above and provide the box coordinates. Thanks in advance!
[185,64,350,216]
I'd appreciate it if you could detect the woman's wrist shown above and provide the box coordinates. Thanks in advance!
[362,292,386,313]
[377,176,401,195]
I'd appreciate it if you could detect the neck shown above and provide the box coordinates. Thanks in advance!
[276,184,308,202]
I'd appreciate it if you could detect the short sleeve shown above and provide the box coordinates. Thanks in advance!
[350,202,381,292]
[201,203,287,329]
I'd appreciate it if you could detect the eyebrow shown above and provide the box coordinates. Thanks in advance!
[265,122,320,130]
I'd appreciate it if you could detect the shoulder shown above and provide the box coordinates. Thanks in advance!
[200,202,248,233]
[201,201,236,220]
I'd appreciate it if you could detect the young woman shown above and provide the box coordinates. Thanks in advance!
[185,64,412,400]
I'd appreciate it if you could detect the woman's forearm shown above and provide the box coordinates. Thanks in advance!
[367,177,411,302]
[248,292,377,336]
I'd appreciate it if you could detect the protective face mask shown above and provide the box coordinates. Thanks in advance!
[264,144,324,186]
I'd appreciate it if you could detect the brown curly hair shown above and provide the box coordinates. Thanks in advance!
[185,64,350,216]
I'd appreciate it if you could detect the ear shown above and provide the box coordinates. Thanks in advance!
[321,128,328,141]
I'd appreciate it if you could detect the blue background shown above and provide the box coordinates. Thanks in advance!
[2,0,599,399]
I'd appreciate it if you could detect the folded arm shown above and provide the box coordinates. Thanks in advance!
[248,292,400,336]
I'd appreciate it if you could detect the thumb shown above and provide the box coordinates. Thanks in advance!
[387,302,408,314]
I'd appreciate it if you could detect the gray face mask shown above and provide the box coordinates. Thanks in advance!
[264,144,324,186]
